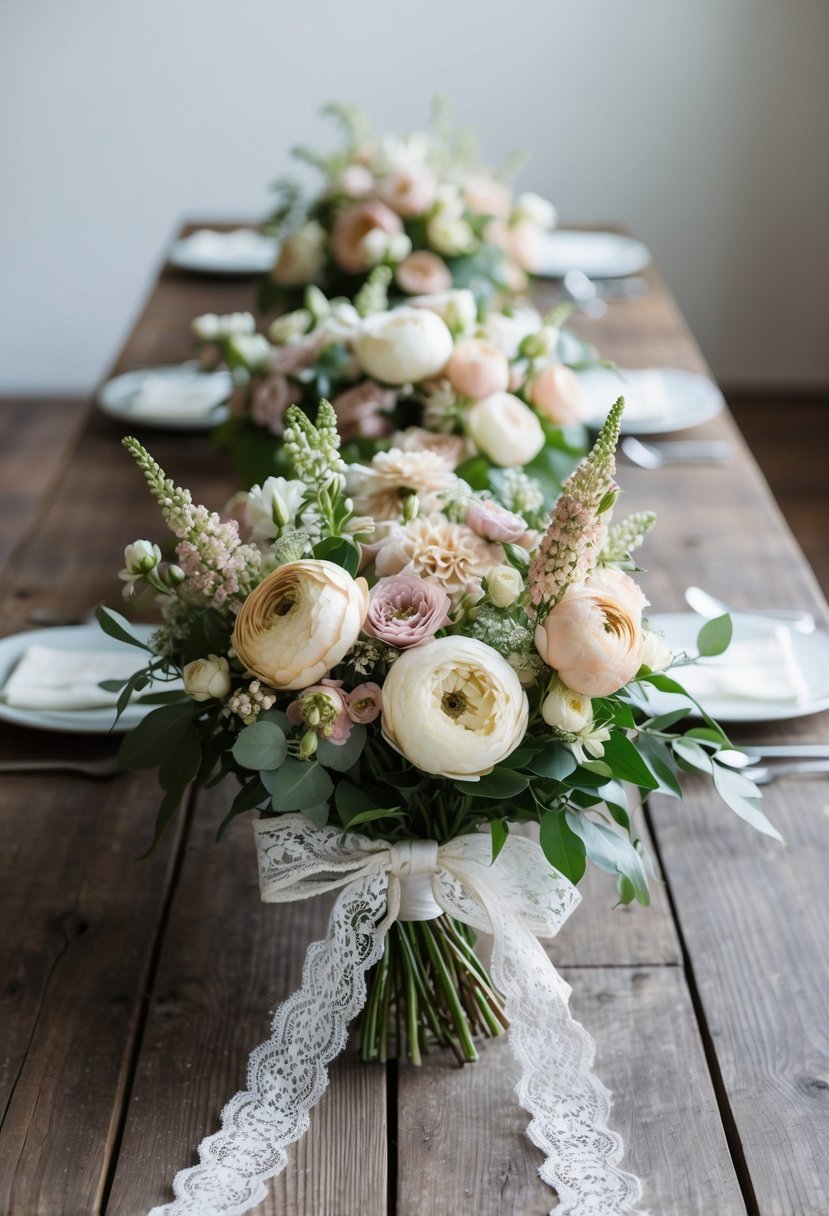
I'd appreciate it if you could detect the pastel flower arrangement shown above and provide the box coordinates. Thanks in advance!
[102,397,776,1068]
[195,279,594,492]
[258,101,558,314]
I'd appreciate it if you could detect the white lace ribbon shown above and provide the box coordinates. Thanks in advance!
[148,816,646,1216]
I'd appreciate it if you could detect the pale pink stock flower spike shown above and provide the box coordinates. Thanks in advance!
[527,397,624,620]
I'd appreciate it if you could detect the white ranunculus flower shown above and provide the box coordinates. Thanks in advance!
[356,306,454,386]
[540,679,593,733]
[427,215,477,257]
[244,477,307,540]
[183,654,231,702]
[232,560,369,690]
[513,191,557,230]
[381,636,529,779]
[487,565,524,608]
[481,307,543,359]
[408,289,478,335]
[466,392,545,467]
[641,628,673,671]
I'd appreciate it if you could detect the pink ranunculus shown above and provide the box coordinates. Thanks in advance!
[378,169,439,218]
[463,175,513,219]
[527,363,586,426]
[445,338,510,400]
[331,380,396,443]
[534,571,646,697]
[395,251,453,296]
[345,682,383,723]
[363,574,451,648]
[250,374,300,436]
[330,200,403,274]
[286,678,353,745]
[466,498,528,544]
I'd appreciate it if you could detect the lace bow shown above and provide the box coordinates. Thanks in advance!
[148,816,646,1216]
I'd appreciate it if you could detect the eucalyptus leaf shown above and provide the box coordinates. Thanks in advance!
[119,701,197,770]
[267,758,334,812]
[672,737,714,775]
[526,744,577,782]
[539,811,586,884]
[712,763,783,842]
[490,818,509,863]
[696,613,733,658]
[565,812,650,906]
[453,769,529,800]
[97,605,152,652]
[600,734,660,789]
[316,724,366,772]
[232,720,288,771]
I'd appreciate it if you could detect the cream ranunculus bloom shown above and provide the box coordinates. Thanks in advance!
[183,654,231,702]
[355,306,454,386]
[466,392,546,467]
[381,636,529,779]
[232,560,369,690]
[534,568,646,697]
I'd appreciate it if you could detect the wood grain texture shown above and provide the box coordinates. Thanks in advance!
[105,784,388,1216]
[0,770,183,1216]
[398,966,746,1216]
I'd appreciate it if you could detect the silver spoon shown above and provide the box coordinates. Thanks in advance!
[685,585,816,634]
[621,437,733,468]
[0,756,122,779]
[741,761,829,785]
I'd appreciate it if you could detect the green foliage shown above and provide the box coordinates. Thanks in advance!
[232,720,288,771]
[696,614,733,657]
[540,811,586,884]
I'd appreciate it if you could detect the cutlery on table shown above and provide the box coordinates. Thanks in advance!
[740,761,829,785]
[718,745,829,769]
[621,436,733,469]
[28,607,97,627]
[562,270,608,318]
[684,585,817,634]
[0,756,122,779]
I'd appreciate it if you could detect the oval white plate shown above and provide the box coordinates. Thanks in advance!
[643,613,829,723]
[0,623,168,734]
[169,228,278,275]
[575,367,725,434]
[97,364,232,432]
[537,230,651,279]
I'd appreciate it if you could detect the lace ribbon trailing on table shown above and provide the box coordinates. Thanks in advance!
[147,817,646,1216]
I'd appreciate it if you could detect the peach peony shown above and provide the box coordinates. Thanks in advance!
[377,169,439,217]
[330,200,403,274]
[445,338,510,400]
[527,364,586,426]
[355,306,454,385]
[395,251,453,296]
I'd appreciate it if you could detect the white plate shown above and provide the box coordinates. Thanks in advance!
[642,613,829,723]
[537,230,651,279]
[0,623,166,734]
[169,228,278,275]
[575,367,725,434]
[97,364,232,431]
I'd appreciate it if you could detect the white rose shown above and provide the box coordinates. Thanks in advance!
[487,565,524,608]
[227,333,272,372]
[642,628,673,671]
[408,289,478,335]
[466,392,545,467]
[123,539,161,575]
[356,306,454,386]
[481,307,544,359]
[245,477,307,540]
[183,655,231,702]
[541,679,593,733]
[268,309,312,344]
[381,636,529,779]
[427,215,477,257]
[218,312,256,337]
[513,191,557,230]
[271,220,326,286]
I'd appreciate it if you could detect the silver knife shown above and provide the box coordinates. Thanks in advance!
[739,744,829,760]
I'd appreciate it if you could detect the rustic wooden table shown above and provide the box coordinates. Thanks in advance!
[1,228,827,1216]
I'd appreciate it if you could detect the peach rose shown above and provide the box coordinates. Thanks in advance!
[330,200,403,274]
[527,363,586,426]
[395,251,453,296]
[445,338,510,400]
[463,175,513,219]
[534,569,646,697]
[377,169,438,217]
[331,380,396,443]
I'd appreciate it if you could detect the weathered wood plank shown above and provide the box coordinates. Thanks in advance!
[398,965,747,1216]
[105,785,388,1216]
[0,770,184,1216]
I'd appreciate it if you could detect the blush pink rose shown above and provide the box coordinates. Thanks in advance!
[445,338,510,400]
[463,175,513,219]
[331,381,396,443]
[534,570,646,697]
[345,682,383,723]
[330,201,403,274]
[250,374,300,436]
[363,574,451,648]
[527,363,586,426]
[395,251,453,296]
[378,169,438,217]
[466,499,528,544]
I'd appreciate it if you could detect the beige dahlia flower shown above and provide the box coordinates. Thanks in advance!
[347,448,459,522]
[374,515,501,597]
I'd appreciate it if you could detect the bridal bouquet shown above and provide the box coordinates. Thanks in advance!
[259,101,558,313]
[105,399,777,1216]
[195,281,592,490]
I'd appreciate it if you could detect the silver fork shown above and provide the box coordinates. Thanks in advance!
[622,436,733,468]
[741,761,829,785]
[0,756,122,779]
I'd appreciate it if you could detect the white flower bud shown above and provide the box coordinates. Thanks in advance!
[427,215,476,257]
[513,191,557,229]
[191,313,220,341]
[267,309,312,344]
[183,654,231,702]
[228,333,272,372]
[487,564,524,608]
[360,228,391,267]
[124,540,161,575]
[541,680,593,734]
[641,629,673,671]
[387,232,413,263]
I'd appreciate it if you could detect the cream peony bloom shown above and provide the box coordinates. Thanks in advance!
[540,679,592,733]
[347,448,459,521]
[466,392,546,467]
[183,655,231,702]
[375,515,501,597]
[534,569,646,697]
[381,636,528,779]
[355,307,454,386]
[232,560,369,691]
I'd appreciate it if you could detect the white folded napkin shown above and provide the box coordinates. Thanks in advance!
[678,626,809,704]
[0,645,181,711]
[129,372,228,421]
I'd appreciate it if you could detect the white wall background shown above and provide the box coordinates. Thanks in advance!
[1,0,828,393]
